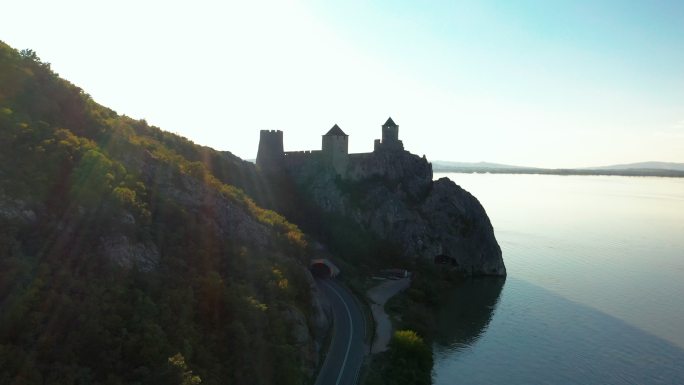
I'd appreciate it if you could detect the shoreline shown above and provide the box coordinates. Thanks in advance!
[366,277,411,353]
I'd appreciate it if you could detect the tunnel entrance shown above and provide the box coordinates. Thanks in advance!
[309,258,340,278]
[310,263,332,278]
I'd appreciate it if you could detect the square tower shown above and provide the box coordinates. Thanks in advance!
[322,124,349,174]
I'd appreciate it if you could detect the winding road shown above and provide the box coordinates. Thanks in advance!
[314,279,366,385]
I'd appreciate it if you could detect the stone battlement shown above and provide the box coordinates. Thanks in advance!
[285,150,320,156]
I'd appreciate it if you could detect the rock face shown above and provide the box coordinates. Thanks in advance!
[287,150,506,276]
[100,235,159,271]
[293,270,333,376]
[0,192,38,224]
[421,178,505,275]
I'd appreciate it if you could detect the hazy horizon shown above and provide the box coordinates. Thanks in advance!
[2,0,683,168]
[432,160,684,170]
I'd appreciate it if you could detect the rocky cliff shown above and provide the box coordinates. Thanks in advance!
[285,149,506,276]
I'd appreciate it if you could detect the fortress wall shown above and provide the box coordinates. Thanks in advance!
[346,150,432,183]
[347,152,374,161]
[284,150,322,169]
[375,139,404,152]
[284,150,321,158]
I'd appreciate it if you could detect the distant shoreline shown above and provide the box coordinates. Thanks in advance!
[433,167,684,178]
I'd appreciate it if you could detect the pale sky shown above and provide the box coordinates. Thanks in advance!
[2,0,683,168]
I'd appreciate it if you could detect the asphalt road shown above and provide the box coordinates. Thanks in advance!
[314,279,366,385]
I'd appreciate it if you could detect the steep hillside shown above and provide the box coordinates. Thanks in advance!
[0,41,326,385]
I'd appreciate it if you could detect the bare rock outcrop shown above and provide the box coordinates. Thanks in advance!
[100,235,160,271]
[282,270,333,377]
[287,150,506,276]
[0,192,38,224]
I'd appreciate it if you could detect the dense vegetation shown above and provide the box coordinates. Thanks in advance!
[364,330,433,385]
[0,41,313,385]
[362,261,466,385]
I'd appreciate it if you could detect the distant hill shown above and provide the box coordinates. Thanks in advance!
[585,162,684,172]
[432,161,536,170]
[433,161,684,177]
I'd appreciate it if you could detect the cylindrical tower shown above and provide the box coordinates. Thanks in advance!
[256,130,284,170]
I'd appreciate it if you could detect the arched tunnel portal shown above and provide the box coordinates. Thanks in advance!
[309,259,340,278]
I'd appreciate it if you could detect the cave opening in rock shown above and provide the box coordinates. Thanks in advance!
[434,254,458,266]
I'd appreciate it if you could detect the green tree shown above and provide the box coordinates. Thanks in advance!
[385,330,433,385]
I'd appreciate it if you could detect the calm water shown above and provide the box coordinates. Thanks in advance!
[432,173,684,385]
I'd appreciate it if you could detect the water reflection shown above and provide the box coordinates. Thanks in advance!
[433,277,505,351]
[430,173,684,384]
[433,278,684,385]
[436,173,684,348]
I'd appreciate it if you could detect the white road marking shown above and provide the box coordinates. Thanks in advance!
[324,280,354,385]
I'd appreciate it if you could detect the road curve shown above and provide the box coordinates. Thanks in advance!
[314,279,366,385]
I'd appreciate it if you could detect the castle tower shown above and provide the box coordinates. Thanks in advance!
[374,117,404,151]
[382,117,399,143]
[256,130,284,171]
[322,124,348,175]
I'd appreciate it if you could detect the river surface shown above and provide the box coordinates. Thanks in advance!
[432,173,684,385]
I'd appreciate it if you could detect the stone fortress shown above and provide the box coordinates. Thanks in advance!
[255,117,506,276]
[256,117,431,181]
